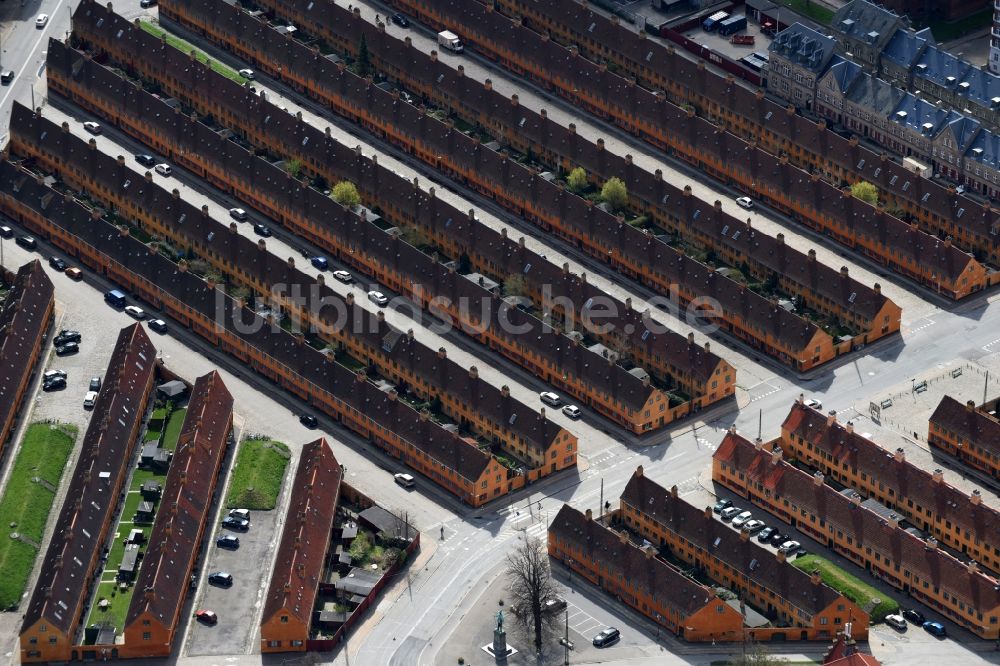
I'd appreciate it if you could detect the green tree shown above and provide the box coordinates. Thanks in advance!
[567,167,588,193]
[332,180,361,208]
[850,180,879,205]
[503,273,527,297]
[284,158,302,178]
[357,34,371,78]
[601,176,628,211]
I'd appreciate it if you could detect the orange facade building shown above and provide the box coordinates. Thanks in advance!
[929,395,1000,480]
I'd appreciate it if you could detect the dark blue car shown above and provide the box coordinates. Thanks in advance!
[311,256,329,271]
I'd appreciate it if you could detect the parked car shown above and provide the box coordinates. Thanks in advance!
[332,270,353,283]
[756,526,775,542]
[140,0,157,7]
[35,14,49,28]
[82,121,102,135]
[54,330,81,346]
[90,376,102,391]
[311,256,329,271]
[712,499,732,514]
[229,509,250,520]
[394,473,416,488]
[543,596,567,613]
[390,13,410,27]
[65,267,83,280]
[561,405,582,419]
[720,506,741,521]
[922,621,946,637]
[55,342,79,356]
[217,535,240,549]
[221,516,249,532]
[592,627,620,648]
[42,376,67,391]
[16,235,37,250]
[299,413,318,428]
[731,511,753,528]
[208,572,234,587]
[238,68,255,80]
[0,225,12,237]
[124,305,146,320]
[367,290,389,306]
[229,207,248,222]
[742,519,765,534]
[154,163,172,176]
[804,398,822,409]
[769,531,787,546]
[148,319,168,333]
[885,614,907,631]
[44,369,67,382]
[539,391,562,407]
[48,256,67,271]
[735,196,754,209]
[0,70,14,85]
[902,609,926,624]
[83,391,98,409]
[135,154,157,167]
[253,223,272,237]
[777,540,801,554]
[195,609,218,625]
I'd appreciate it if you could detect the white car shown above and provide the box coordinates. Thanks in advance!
[83,390,98,409]
[239,68,255,80]
[124,305,146,320]
[539,391,561,407]
[885,614,907,631]
[332,270,353,283]
[741,519,765,533]
[804,398,822,410]
[367,290,389,306]
[228,207,247,221]
[82,121,102,134]
[778,540,801,554]
[154,163,172,176]
[35,14,49,28]
[736,196,754,209]
[562,405,581,419]
[731,511,753,528]
[394,473,415,488]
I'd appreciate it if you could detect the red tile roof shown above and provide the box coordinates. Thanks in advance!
[930,395,1000,461]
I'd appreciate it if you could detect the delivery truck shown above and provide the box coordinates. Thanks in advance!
[437,30,464,53]
[717,15,748,36]
[702,11,730,32]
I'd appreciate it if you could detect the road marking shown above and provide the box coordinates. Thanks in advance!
[0,0,69,111]
[983,337,1000,352]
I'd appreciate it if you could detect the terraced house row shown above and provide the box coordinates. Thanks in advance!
[8,104,576,477]
[378,0,998,295]
[48,28,728,431]
[120,371,233,658]
[777,399,1000,576]
[547,505,746,642]
[0,158,521,506]
[929,395,1000,479]
[618,467,868,642]
[181,0,901,363]
[713,431,1000,639]
[261,438,341,652]
[20,324,157,663]
[153,0,893,372]
[0,259,54,454]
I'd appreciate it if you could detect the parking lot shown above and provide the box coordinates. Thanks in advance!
[684,16,773,63]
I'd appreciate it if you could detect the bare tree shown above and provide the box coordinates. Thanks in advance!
[505,536,557,652]
[728,641,788,665]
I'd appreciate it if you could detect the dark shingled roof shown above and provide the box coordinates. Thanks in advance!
[0,260,53,446]
[125,371,233,631]
[929,395,1000,462]
[713,432,1000,617]
[620,469,846,618]
[548,504,721,619]
[262,439,341,626]
[21,324,156,636]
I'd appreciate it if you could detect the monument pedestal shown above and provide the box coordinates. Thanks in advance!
[482,628,517,660]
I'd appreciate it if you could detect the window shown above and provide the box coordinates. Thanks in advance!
[268,641,281,648]
[143,632,151,641]
[280,615,289,624]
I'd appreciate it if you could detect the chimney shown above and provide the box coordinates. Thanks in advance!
[511,94,519,107]
[845,421,854,433]
[740,528,749,542]
[469,365,478,380]
[777,233,785,244]
[387,388,398,401]
[893,447,905,463]
[117,155,125,167]
[811,570,822,585]
[585,509,593,521]
[172,188,180,199]
[874,283,881,295]
[971,489,982,505]
[704,341,711,353]
[840,266,849,278]
[770,447,782,465]
[618,530,628,544]
[484,78,492,91]
[714,200,722,212]
[670,485,678,498]
[925,536,938,550]
[684,185,692,197]
[636,465,644,478]
[932,468,944,483]
[813,470,824,486]
[201,204,209,216]
[776,549,787,563]
[966,400,976,412]
[438,347,446,359]
[827,410,836,426]
[540,407,546,419]
[967,560,978,574]
[501,385,510,398]
[808,249,817,262]
[419,408,430,422]
[704,506,712,520]
[688,332,695,344]
[376,310,385,322]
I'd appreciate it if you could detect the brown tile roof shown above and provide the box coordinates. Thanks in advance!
[21,324,156,636]
[0,260,53,442]
[929,395,1000,461]
[72,1,825,357]
[125,371,233,632]
[9,103,566,457]
[713,432,1000,616]
[262,438,341,627]
[619,469,846,617]
[548,504,720,619]
[0,158,496,488]
[781,402,1000,550]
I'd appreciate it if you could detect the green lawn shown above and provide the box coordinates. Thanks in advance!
[138,21,250,84]
[793,554,898,622]
[925,8,993,42]
[226,438,291,510]
[85,582,132,636]
[0,423,77,609]
[161,408,187,451]
[774,0,834,25]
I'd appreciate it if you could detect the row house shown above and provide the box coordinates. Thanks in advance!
[222,0,901,362]
[8,104,576,472]
[778,399,1000,576]
[713,431,1000,639]
[135,3,854,371]
[619,467,867,641]
[766,24,839,112]
[20,324,157,663]
[261,438,342,652]
[0,159,525,506]
[548,505,746,642]
[121,371,234,657]
[71,2,743,388]
[380,0,1000,278]
[929,395,1000,479]
[0,260,54,455]
[830,0,1000,131]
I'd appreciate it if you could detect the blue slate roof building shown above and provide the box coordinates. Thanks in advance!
[880,27,933,82]
[766,23,838,110]
[830,0,905,67]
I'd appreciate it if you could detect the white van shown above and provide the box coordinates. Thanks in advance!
[154,163,172,176]
[394,473,415,488]
[539,391,562,407]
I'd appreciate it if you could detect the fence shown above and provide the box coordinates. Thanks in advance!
[656,25,762,86]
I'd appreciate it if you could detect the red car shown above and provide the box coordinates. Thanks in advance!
[195,609,218,625]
